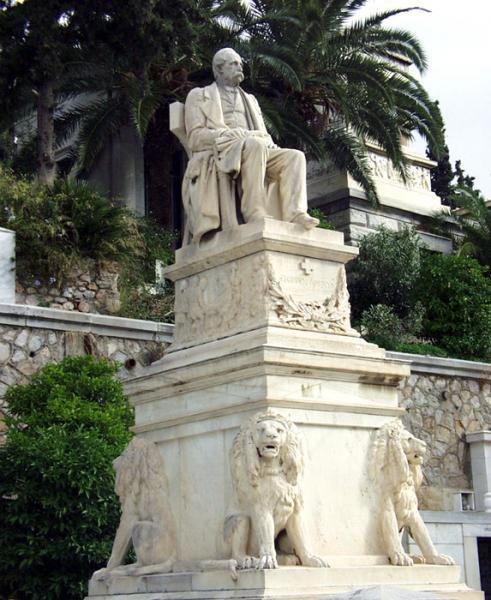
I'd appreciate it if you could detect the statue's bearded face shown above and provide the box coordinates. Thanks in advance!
[219,52,244,86]
[254,419,287,458]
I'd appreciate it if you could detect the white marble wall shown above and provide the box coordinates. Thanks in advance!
[0,228,15,304]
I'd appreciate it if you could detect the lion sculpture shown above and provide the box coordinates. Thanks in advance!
[224,409,326,570]
[92,437,176,580]
[371,420,455,567]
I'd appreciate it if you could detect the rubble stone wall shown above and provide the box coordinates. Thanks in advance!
[15,261,121,314]
[388,351,491,511]
[0,303,173,440]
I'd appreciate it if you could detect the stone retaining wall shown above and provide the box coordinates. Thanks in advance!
[0,303,173,439]
[388,351,491,511]
[15,261,121,314]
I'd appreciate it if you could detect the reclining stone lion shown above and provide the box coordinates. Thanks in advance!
[371,420,455,567]
[92,437,176,580]
[224,409,326,570]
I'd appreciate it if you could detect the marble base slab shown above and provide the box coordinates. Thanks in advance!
[87,566,482,600]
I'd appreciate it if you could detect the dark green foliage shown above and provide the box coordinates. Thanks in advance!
[308,207,335,230]
[0,168,175,289]
[415,254,491,360]
[348,226,422,322]
[450,185,491,272]
[426,101,453,206]
[360,303,404,349]
[394,341,449,358]
[210,0,444,204]
[118,219,176,322]
[0,355,133,600]
[359,302,424,350]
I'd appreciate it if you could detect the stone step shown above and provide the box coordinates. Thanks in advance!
[87,565,482,600]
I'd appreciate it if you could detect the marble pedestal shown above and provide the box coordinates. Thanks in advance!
[88,566,481,600]
[115,220,474,599]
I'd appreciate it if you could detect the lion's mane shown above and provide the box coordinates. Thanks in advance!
[231,409,305,491]
[370,420,423,494]
[114,437,174,525]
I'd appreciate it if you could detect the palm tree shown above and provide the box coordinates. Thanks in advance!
[451,186,491,271]
[58,0,444,205]
[217,0,445,202]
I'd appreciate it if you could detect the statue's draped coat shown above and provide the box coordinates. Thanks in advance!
[183,82,270,241]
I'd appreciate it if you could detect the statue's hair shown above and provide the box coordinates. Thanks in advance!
[231,409,305,489]
[212,47,242,79]
[114,437,170,507]
[370,420,423,491]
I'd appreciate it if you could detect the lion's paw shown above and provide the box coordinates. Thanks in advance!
[237,555,257,570]
[301,554,328,568]
[410,554,426,564]
[389,552,414,566]
[257,553,279,569]
[92,568,111,581]
[426,554,455,565]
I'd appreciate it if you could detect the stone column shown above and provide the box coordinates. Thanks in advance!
[0,227,15,304]
[467,430,491,512]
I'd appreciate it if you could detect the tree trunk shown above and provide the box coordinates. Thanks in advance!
[37,81,56,185]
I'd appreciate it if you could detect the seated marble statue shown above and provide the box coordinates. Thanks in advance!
[182,48,319,243]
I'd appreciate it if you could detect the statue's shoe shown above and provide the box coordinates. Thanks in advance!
[292,213,320,230]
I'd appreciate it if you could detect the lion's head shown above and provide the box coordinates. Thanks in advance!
[232,410,305,488]
[114,436,170,507]
[371,420,426,490]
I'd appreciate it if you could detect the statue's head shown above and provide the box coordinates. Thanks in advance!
[212,48,244,87]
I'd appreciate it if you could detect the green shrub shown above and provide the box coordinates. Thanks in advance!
[415,253,491,360]
[394,341,449,357]
[119,282,175,322]
[360,304,404,349]
[359,302,424,350]
[348,226,422,322]
[308,207,335,230]
[0,169,145,283]
[0,167,177,318]
[118,219,176,322]
[0,355,133,600]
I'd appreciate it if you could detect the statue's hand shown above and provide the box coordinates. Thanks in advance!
[223,128,249,139]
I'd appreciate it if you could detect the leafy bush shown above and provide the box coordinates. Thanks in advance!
[348,226,422,322]
[414,254,491,360]
[360,304,404,349]
[359,302,424,350]
[0,356,133,600]
[394,341,449,357]
[119,282,175,323]
[308,207,335,230]
[0,167,177,318]
[0,169,145,283]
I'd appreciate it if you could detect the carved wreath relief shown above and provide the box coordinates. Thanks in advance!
[268,262,357,335]
[174,254,356,345]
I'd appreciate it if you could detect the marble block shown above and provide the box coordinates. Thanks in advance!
[163,218,361,351]
[86,565,481,600]
[0,227,15,304]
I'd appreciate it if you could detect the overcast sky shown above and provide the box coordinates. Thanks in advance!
[358,0,491,197]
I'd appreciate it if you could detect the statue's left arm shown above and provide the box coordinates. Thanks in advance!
[247,94,278,148]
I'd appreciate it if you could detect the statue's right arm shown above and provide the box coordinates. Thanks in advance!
[185,88,226,152]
